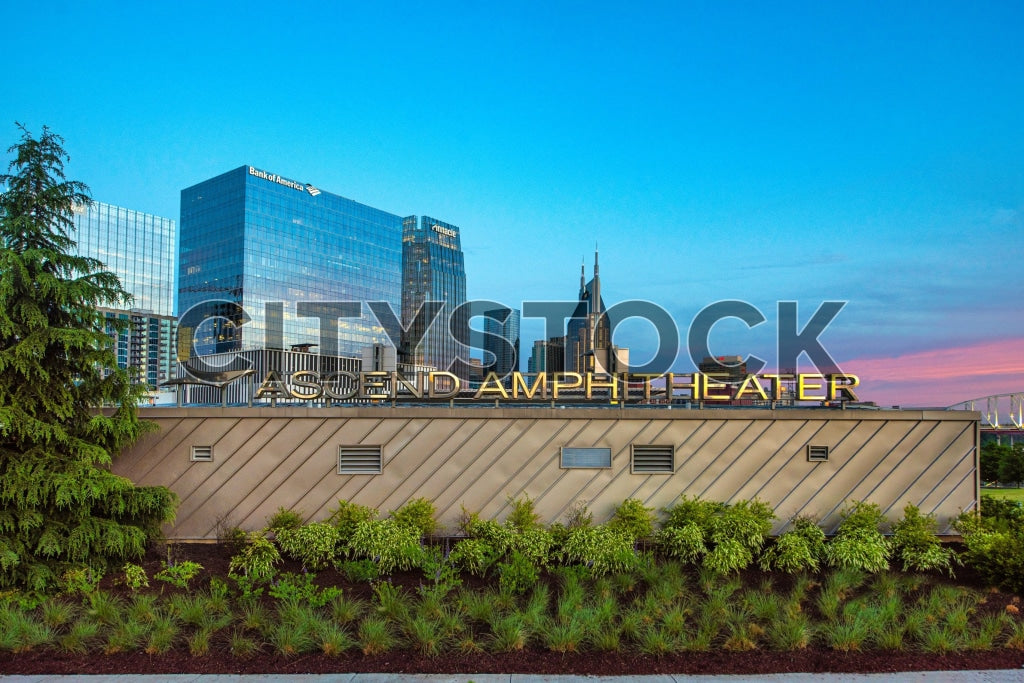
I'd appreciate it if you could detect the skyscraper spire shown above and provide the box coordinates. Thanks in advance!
[579,258,586,298]
[592,246,601,316]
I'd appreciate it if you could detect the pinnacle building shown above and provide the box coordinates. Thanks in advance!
[400,216,468,376]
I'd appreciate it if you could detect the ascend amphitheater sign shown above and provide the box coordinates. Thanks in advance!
[253,370,861,403]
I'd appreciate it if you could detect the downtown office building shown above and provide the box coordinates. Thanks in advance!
[179,166,466,378]
[71,201,178,389]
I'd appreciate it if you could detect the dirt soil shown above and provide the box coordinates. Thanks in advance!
[4,542,1024,676]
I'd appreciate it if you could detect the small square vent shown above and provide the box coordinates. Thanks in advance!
[190,445,213,462]
[807,445,829,462]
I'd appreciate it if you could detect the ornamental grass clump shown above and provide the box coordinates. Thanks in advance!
[760,517,826,573]
[346,518,425,574]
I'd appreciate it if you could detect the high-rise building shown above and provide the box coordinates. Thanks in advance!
[528,339,547,374]
[566,250,627,374]
[178,166,404,358]
[484,307,520,383]
[71,201,177,317]
[71,201,178,389]
[400,216,467,376]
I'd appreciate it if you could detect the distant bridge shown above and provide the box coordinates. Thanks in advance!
[947,393,1023,443]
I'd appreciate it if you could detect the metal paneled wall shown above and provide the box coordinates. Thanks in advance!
[115,407,979,539]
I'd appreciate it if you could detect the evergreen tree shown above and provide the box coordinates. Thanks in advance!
[0,124,176,591]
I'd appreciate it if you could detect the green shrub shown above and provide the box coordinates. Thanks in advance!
[154,560,203,589]
[228,531,282,584]
[498,550,538,595]
[447,538,497,576]
[662,496,723,531]
[391,497,437,537]
[655,521,707,564]
[511,527,554,568]
[824,502,890,573]
[708,499,775,556]
[463,515,516,556]
[339,559,380,582]
[704,537,753,573]
[120,563,149,591]
[268,572,342,608]
[266,507,304,532]
[275,522,340,571]
[506,495,542,531]
[346,519,424,574]
[956,524,1024,592]
[608,498,656,541]
[760,517,825,573]
[890,504,956,575]
[558,525,639,576]
[328,500,378,541]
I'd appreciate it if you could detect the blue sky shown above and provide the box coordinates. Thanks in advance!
[3,1,1023,405]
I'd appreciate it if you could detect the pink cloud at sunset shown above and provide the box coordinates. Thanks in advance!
[840,339,1024,408]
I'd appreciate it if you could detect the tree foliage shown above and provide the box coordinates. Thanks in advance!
[0,124,176,591]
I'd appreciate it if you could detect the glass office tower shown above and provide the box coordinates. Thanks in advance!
[484,307,520,384]
[71,201,177,317]
[178,166,403,357]
[71,202,178,389]
[401,216,468,376]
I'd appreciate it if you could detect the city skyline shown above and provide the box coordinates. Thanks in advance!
[3,2,1022,407]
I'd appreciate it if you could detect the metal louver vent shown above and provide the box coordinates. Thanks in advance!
[190,445,213,462]
[631,444,674,473]
[807,445,829,462]
[338,445,382,474]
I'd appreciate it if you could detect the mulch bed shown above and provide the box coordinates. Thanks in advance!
[4,542,1024,675]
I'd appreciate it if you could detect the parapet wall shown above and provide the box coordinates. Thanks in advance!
[114,406,979,539]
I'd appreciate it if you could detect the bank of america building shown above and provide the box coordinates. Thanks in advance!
[179,166,409,361]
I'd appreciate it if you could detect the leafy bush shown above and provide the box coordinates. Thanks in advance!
[655,522,707,564]
[346,519,424,574]
[708,499,775,556]
[463,515,516,556]
[824,502,890,573]
[120,563,149,591]
[506,495,541,531]
[338,559,380,582]
[497,551,539,595]
[390,498,437,537]
[268,572,342,608]
[890,504,956,575]
[759,517,825,573]
[228,532,281,584]
[328,500,378,541]
[266,507,304,533]
[662,496,723,532]
[154,561,203,589]
[447,538,497,576]
[608,498,656,541]
[558,524,639,576]
[704,537,753,574]
[275,522,340,571]
[511,527,554,568]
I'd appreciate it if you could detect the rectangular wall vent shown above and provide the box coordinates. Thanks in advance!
[560,447,612,468]
[631,444,674,473]
[807,445,830,462]
[190,445,213,462]
[338,445,383,474]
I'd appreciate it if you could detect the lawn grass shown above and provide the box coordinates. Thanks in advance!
[982,488,1024,503]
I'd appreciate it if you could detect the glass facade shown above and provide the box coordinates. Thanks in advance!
[71,202,178,389]
[70,201,177,317]
[484,307,520,382]
[179,166,404,357]
[401,216,468,376]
